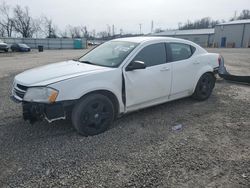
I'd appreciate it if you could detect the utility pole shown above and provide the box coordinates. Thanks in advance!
[234,11,237,20]
[139,23,142,35]
[107,24,111,36]
[151,20,154,33]
[112,24,115,36]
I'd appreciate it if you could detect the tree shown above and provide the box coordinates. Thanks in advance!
[0,1,14,37]
[238,10,250,20]
[154,28,164,33]
[59,29,68,38]
[12,5,37,38]
[0,25,4,37]
[179,17,220,30]
[97,31,108,39]
[42,16,57,38]
[67,25,81,38]
[80,26,88,38]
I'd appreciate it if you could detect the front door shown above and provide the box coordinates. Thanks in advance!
[124,43,172,110]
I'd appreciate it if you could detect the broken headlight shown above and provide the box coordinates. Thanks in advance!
[23,87,58,103]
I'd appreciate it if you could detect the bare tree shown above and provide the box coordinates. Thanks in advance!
[97,31,108,39]
[88,29,96,39]
[42,16,57,38]
[179,17,219,30]
[12,5,37,38]
[154,28,164,33]
[59,29,68,38]
[80,26,88,38]
[68,25,81,38]
[0,1,14,37]
[0,25,5,37]
[238,10,250,20]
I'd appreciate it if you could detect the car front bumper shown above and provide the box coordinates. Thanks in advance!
[0,46,8,51]
[19,101,75,123]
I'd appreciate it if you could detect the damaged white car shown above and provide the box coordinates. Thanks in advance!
[11,37,220,136]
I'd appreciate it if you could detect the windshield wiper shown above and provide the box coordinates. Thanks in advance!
[79,60,96,65]
[79,60,111,68]
[72,59,95,65]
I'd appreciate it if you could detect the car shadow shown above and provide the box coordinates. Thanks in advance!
[2,94,218,145]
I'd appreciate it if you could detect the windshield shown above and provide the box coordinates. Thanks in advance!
[79,41,138,67]
[19,44,29,48]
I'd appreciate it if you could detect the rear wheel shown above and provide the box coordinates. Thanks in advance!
[72,94,115,136]
[192,73,216,101]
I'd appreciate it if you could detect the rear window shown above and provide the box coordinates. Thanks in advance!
[169,43,196,62]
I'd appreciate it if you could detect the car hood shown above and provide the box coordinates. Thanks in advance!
[15,60,112,86]
[0,42,7,46]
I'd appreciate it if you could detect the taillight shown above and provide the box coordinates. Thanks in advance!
[218,55,222,66]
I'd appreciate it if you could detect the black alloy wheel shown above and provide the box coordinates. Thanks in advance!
[72,94,115,136]
[192,73,215,101]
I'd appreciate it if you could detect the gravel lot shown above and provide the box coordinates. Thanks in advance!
[0,48,249,187]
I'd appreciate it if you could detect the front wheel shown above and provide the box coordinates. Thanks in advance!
[192,73,216,101]
[72,94,115,136]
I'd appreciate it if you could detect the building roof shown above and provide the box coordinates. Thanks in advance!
[152,28,215,36]
[217,19,250,26]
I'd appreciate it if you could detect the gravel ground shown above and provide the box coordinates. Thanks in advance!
[0,48,249,187]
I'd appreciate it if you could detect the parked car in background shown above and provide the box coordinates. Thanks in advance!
[11,43,31,52]
[0,40,9,52]
[88,41,102,46]
[11,37,220,136]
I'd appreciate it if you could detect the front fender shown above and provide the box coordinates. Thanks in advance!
[49,69,124,113]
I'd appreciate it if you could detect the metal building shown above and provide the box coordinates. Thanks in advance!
[214,19,250,48]
[152,28,215,47]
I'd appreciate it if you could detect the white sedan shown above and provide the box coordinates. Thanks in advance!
[11,37,220,136]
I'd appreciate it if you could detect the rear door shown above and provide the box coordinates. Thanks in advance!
[168,43,198,97]
[124,43,172,110]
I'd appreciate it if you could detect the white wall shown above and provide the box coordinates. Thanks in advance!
[0,37,87,49]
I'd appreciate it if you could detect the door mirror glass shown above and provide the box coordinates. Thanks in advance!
[126,61,146,71]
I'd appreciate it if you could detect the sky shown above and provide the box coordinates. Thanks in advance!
[2,0,250,34]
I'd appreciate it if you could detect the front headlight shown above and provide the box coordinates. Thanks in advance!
[23,87,58,103]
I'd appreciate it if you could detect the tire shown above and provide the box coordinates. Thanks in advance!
[72,94,115,136]
[192,73,216,101]
[4,49,8,52]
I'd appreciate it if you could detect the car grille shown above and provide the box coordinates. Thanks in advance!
[0,44,7,48]
[12,84,28,101]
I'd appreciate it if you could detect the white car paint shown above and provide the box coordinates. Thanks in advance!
[12,37,219,116]
[15,60,112,86]
[0,40,8,51]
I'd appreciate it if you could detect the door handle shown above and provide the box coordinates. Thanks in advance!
[193,61,200,65]
[160,67,170,71]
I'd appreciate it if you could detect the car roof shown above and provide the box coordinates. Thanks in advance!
[111,36,205,52]
[112,36,190,44]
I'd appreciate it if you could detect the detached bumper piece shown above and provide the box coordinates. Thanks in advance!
[219,57,250,84]
[22,102,68,123]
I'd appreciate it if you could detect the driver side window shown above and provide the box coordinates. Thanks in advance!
[133,43,167,67]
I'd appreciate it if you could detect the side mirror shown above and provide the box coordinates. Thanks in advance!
[126,61,146,71]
